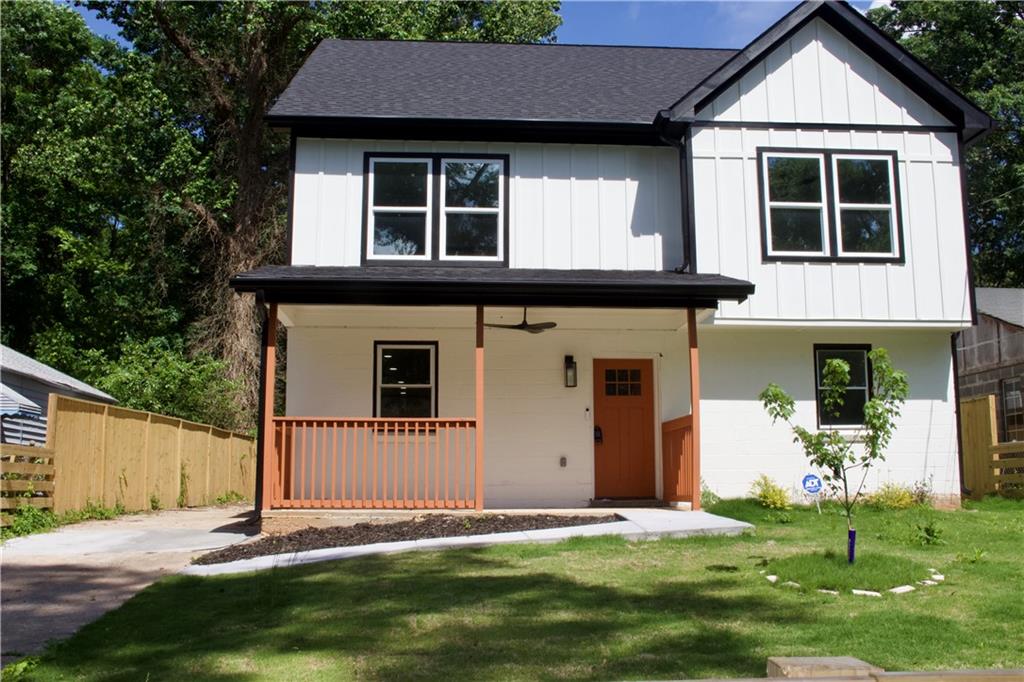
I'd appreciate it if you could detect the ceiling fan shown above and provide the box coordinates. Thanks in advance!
[484,307,557,334]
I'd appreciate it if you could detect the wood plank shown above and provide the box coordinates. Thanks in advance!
[990,443,1024,456]
[0,462,55,476]
[995,473,1024,485]
[0,443,55,459]
[991,457,1024,469]
[1,480,56,492]
[0,497,52,509]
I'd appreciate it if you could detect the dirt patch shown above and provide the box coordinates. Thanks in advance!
[194,513,618,565]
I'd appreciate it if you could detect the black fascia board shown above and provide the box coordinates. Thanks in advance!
[665,1,994,145]
[230,270,754,309]
[265,115,668,146]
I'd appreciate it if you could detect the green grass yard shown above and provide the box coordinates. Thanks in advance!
[15,498,1024,681]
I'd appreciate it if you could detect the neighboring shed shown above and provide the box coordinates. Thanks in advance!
[0,344,116,445]
[957,288,1024,442]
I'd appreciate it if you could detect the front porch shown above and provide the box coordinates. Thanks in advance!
[234,266,755,514]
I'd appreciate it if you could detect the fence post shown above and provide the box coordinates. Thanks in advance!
[960,396,997,499]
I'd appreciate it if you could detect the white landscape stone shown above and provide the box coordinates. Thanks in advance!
[781,581,801,589]
[918,579,938,586]
[931,574,945,582]
[889,585,915,594]
[766,575,779,583]
[817,589,839,595]
[928,568,939,574]
[851,589,882,597]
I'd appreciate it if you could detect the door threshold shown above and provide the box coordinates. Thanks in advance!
[589,498,665,508]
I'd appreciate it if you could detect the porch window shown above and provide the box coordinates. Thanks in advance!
[367,158,432,260]
[374,342,437,418]
[814,344,871,428]
[761,153,828,257]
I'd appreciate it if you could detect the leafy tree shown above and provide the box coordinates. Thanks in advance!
[86,0,563,420]
[869,2,1024,287]
[759,348,909,563]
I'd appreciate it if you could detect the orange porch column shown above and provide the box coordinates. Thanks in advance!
[475,306,485,511]
[687,308,702,511]
[259,302,278,512]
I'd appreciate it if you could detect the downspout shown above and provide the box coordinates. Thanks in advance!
[951,331,970,499]
[655,110,692,273]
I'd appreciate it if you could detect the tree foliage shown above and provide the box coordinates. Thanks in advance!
[2,1,561,427]
[869,1,1024,287]
[759,348,909,554]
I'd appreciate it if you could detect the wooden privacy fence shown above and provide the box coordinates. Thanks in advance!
[271,417,478,509]
[1,443,57,512]
[0,395,256,515]
[960,395,1024,499]
[661,415,696,507]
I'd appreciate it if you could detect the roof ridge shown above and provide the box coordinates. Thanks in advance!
[316,37,738,53]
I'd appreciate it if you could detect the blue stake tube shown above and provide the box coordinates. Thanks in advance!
[848,528,857,564]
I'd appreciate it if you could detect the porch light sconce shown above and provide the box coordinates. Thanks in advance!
[564,355,578,388]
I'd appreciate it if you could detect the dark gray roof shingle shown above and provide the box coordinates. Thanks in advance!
[268,40,737,125]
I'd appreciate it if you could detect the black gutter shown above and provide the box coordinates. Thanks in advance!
[656,113,694,274]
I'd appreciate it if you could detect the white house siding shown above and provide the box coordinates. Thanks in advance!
[282,306,694,508]
[291,139,683,272]
[700,326,961,499]
[692,17,970,325]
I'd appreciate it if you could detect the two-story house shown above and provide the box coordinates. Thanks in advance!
[231,1,992,512]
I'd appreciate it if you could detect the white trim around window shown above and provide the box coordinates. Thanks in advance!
[761,152,830,258]
[439,157,505,262]
[366,157,433,262]
[831,153,900,259]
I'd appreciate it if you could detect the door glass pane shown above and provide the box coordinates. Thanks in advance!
[380,347,432,385]
[445,161,500,208]
[840,209,892,253]
[373,213,426,255]
[445,213,499,257]
[373,162,428,206]
[767,157,821,202]
[837,158,890,204]
[605,367,642,398]
[379,387,432,418]
[770,208,823,252]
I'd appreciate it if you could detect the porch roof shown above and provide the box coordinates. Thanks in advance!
[230,266,754,308]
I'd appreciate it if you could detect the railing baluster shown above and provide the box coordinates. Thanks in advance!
[444,423,450,508]
[403,421,409,507]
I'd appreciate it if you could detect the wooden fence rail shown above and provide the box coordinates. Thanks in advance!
[960,395,1024,499]
[1,443,57,513]
[11,395,257,515]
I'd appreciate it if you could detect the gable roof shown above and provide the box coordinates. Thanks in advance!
[661,0,993,143]
[268,40,736,126]
[976,288,1024,329]
[0,344,116,404]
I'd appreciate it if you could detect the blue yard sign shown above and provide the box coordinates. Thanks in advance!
[802,474,822,496]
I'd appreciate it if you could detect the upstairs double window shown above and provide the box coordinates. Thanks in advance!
[759,149,903,263]
[365,154,507,264]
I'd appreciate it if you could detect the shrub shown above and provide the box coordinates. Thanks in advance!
[868,482,915,510]
[751,475,791,510]
[700,479,721,508]
[1,505,58,539]
[912,476,934,506]
[915,520,945,545]
[214,490,246,505]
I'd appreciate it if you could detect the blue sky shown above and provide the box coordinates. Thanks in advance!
[74,1,876,51]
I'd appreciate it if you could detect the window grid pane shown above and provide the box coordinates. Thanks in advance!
[370,158,431,259]
[815,348,870,427]
[441,158,504,260]
[764,154,826,255]
[833,156,896,256]
[377,345,435,418]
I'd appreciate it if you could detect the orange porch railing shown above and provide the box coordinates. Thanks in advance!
[661,415,695,505]
[270,417,478,509]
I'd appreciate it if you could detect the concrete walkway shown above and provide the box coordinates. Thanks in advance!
[1,505,256,664]
[183,509,752,577]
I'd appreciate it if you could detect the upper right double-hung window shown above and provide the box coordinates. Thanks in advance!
[759,149,902,263]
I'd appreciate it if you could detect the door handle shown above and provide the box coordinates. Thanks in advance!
[594,426,603,444]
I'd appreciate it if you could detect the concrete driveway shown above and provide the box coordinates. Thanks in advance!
[1,505,256,664]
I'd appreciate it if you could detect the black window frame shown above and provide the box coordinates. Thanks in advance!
[758,148,905,265]
[362,153,510,267]
[813,343,873,430]
[372,341,439,418]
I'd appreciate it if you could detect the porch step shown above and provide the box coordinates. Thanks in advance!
[589,498,665,508]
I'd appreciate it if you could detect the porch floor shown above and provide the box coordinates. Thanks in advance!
[183,509,753,577]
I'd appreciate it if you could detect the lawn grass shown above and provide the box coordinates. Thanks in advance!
[13,497,1024,681]
[768,551,927,591]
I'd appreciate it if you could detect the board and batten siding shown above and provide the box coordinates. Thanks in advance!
[291,139,683,272]
[692,17,969,325]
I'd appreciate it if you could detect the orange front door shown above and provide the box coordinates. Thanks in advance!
[593,359,656,499]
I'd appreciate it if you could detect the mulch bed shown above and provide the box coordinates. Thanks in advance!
[194,513,618,565]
